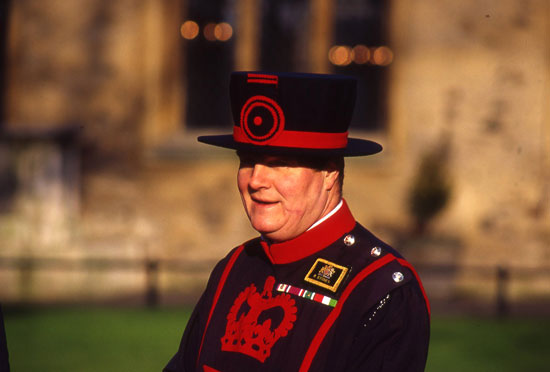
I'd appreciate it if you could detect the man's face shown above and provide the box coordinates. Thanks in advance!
[237,152,339,242]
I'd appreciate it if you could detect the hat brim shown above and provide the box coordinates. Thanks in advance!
[197,135,382,157]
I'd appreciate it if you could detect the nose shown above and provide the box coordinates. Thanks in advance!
[248,163,270,190]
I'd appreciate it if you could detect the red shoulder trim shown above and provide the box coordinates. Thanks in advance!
[196,245,245,366]
[203,365,220,372]
[299,254,431,371]
[299,254,397,372]
[397,258,431,317]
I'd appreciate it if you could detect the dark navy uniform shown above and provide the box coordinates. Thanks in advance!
[0,305,9,372]
[165,201,430,372]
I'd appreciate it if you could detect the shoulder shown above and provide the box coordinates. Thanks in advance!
[208,237,264,275]
[351,223,403,259]
[339,223,430,316]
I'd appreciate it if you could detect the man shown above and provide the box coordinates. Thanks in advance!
[0,305,9,372]
[165,72,430,372]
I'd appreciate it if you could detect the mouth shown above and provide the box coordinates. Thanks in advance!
[251,197,278,206]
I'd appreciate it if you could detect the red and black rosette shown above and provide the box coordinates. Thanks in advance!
[240,95,285,144]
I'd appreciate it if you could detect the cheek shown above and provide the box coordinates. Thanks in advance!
[237,170,249,194]
[279,174,323,208]
[277,178,305,203]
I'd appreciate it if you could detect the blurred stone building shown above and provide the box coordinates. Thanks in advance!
[0,0,548,306]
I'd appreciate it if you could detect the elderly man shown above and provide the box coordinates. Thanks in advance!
[0,305,9,372]
[164,72,430,372]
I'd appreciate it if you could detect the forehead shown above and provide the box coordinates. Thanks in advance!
[237,151,320,168]
[237,151,293,162]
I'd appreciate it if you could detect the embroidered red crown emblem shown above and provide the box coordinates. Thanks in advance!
[221,276,297,362]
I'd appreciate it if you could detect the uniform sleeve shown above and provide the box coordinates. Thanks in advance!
[163,292,208,372]
[163,250,238,372]
[345,281,430,372]
[0,305,10,372]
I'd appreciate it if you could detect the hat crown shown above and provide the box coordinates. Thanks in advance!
[197,71,382,157]
[230,72,356,141]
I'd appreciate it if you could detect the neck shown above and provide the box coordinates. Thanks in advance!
[308,199,343,231]
[261,199,356,264]
[322,187,342,217]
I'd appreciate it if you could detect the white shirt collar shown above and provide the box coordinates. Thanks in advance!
[307,199,343,231]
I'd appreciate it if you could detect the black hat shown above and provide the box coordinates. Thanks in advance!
[198,71,382,157]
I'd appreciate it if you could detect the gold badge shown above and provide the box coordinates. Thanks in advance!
[304,258,349,292]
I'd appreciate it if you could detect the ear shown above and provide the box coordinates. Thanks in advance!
[323,169,340,191]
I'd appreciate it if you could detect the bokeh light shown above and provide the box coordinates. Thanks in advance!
[328,45,353,66]
[352,45,371,64]
[372,46,394,66]
[180,20,199,40]
[203,22,217,41]
[214,22,233,41]
[328,44,394,66]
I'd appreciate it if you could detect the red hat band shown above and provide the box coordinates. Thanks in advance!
[233,126,349,149]
[234,94,348,149]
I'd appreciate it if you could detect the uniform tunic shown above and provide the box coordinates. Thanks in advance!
[165,201,430,372]
[0,305,9,372]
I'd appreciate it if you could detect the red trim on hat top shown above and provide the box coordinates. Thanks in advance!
[261,200,356,265]
[233,126,349,149]
[247,73,278,85]
[247,78,278,85]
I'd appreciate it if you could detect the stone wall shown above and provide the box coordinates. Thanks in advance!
[388,0,550,299]
[4,0,184,167]
[0,0,548,304]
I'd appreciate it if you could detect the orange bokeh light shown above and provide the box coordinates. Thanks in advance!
[203,22,217,41]
[352,45,371,64]
[214,22,233,41]
[180,20,199,40]
[372,46,394,66]
[328,45,353,66]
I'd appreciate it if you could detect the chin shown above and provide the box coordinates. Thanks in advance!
[250,222,280,238]
[261,231,284,242]
[252,223,278,236]
[264,231,300,243]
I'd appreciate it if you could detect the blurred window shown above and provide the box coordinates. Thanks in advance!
[0,0,11,124]
[183,0,234,129]
[331,0,389,131]
[259,0,310,72]
[182,0,388,131]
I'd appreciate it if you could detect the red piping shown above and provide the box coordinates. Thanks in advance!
[299,254,397,372]
[247,73,278,80]
[397,258,431,317]
[196,245,245,367]
[247,79,278,85]
[247,73,278,85]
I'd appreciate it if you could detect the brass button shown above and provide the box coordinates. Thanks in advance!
[343,234,355,246]
[392,272,404,283]
[371,246,382,257]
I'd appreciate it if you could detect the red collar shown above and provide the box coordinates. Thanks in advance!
[261,200,356,264]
